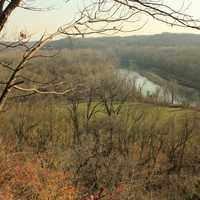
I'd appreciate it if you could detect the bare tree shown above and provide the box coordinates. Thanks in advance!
[60,0,200,36]
[0,0,21,32]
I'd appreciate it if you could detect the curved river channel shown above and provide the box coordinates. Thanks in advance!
[119,69,161,96]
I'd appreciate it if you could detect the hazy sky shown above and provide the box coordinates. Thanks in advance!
[4,0,200,40]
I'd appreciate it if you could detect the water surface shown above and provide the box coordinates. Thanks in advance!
[119,69,161,95]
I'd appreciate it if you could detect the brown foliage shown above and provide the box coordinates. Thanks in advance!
[0,150,76,200]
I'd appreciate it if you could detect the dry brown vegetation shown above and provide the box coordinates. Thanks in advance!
[0,49,200,200]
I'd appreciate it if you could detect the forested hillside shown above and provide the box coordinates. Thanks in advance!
[47,33,200,92]
[48,33,200,49]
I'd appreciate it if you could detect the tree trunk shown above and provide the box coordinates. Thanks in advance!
[0,0,22,33]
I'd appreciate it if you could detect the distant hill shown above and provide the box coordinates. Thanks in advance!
[46,33,200,49]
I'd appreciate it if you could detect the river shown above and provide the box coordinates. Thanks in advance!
[119,68,200,104]
[119,69,161,96]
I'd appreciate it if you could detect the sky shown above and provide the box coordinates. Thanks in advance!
[4,0,200,40]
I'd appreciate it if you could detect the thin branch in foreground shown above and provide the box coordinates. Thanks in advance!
[13,85,75,95]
